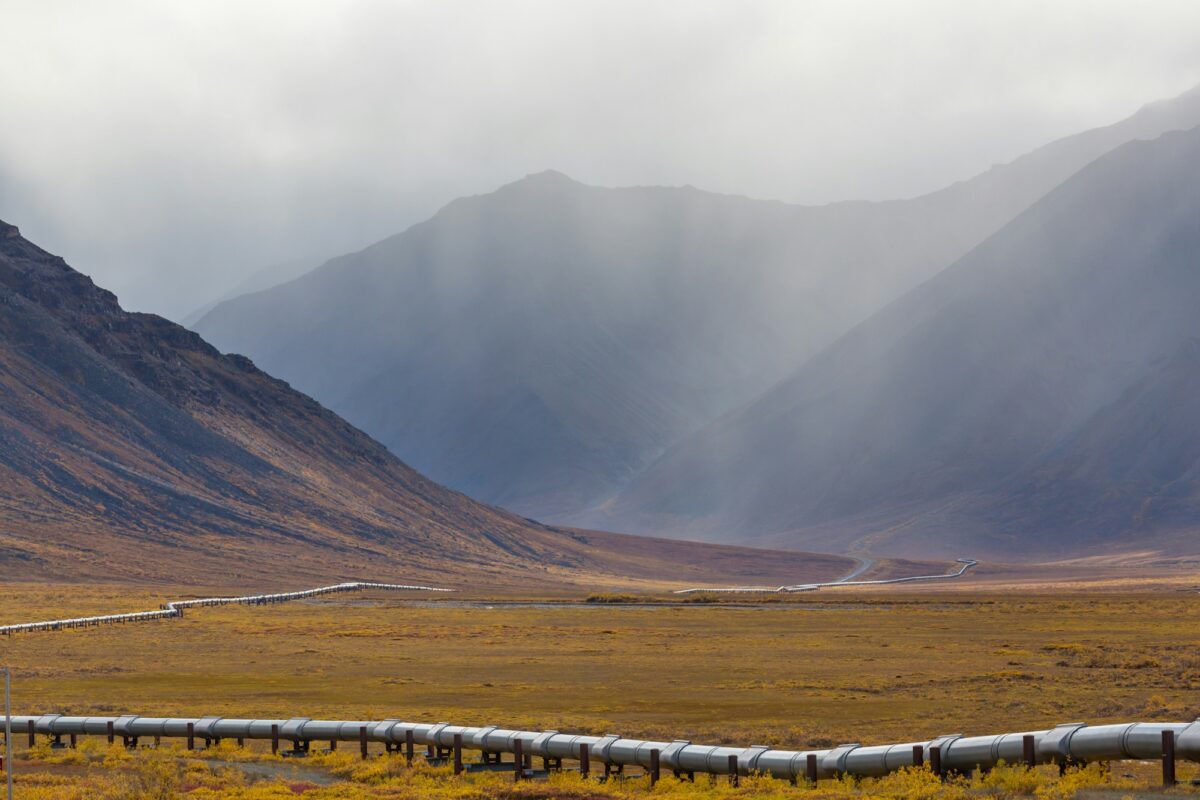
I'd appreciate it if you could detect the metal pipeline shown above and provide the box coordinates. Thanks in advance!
[0,582,452,635]
[7,715,1198,780]
[674,559,978,595]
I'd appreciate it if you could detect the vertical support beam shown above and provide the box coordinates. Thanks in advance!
[69,734,77,749]
[405,730,414,766]
[237,738,244,748]
[329,739,337,752]
[579,743,590,778]
[453,733,463,775]
[728,753,739,787]
[186,722,195,751]
[1023,734,1036,769]
[912,744,923,768]
[806,752,817,785]
[270,724,279,755]
[26,720,34,748]
[649,748,660,785]
[930,745,943,779]
[513,737,524,782]
[359,726,368,760]
[1163,729,1176,787]
[106,720,114,745]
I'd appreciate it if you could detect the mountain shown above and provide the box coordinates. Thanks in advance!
[0,218,854,585]
[193,85,1200,524]
[179,256,325,328]
[597,127,1200,560]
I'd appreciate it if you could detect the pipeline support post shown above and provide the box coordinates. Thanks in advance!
[806,752,817,785]
[579,743,589,778]
[405,729,414,766]
[728,753,739,787]
[913,744,923,768]
[930,745,943,779]
[106,720,114,745]
[649,748,660,785]
[186,722,194,751]
[1163,729,1176,787]
[453,733,463,775]
[270,724,279,755]
[26,720,34,748]
[359,726,368,760]
[513,737,524,782]
[1023,734,1036,769]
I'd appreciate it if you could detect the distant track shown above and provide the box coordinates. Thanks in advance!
[673,558,978,594]
[0,581,452,636]
[835,556,877,583]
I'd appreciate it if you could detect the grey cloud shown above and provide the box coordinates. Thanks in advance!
[1,0,1198,317]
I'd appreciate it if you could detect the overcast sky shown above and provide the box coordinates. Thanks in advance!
[1,0,1199,319]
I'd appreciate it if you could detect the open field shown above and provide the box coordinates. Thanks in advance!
[2,583,1200,796]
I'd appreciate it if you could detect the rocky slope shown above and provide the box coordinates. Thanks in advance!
[0,219,851,585]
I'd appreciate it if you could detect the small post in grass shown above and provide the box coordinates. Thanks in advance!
[1162,729,1176,787]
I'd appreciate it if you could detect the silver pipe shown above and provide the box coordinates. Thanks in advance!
[0,582,452,635]
[674,559,978,594]
[8,714,1198,780]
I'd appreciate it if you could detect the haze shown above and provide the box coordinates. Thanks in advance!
[1,0,1199,318]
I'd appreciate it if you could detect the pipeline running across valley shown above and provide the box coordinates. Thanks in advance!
[0,582,451,635]
[674,558,979,594]
[2,713,1196,784]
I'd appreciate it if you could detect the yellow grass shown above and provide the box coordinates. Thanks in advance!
[1,584,1198,797]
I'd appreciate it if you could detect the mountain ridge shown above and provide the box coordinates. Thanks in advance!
[0,218,855,585]
[194,83,1200,526]
[595,126,1200,559]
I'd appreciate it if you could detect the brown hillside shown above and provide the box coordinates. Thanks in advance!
[0,219,851,587]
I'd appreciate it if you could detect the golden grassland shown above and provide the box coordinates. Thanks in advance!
[1,584,1199,797]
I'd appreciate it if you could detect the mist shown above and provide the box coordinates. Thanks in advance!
[2,0,1199,318]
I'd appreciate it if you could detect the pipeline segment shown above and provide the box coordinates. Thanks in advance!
[674,558,978,595]
[6,714,1197,780]
[0,582,451,635]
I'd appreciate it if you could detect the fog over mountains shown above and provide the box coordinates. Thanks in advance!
[599,126,1200,559]
[194,83,1200,559]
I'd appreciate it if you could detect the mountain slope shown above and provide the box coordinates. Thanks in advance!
[194,84,1200,522]
[0,219,853,585]
[598,127,1200,559]
[179,256,325,328]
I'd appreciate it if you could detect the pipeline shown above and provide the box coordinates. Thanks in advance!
[0,582,452,635]
[674,559,979,595]
[3,713,1196,782]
